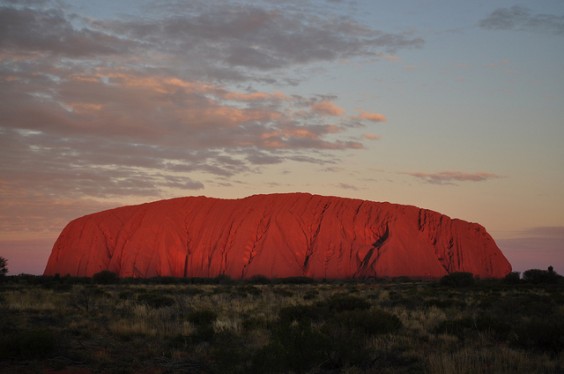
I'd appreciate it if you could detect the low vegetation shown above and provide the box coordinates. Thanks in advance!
[0,270,562,373]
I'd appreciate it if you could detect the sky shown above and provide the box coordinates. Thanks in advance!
[1,0,563,275]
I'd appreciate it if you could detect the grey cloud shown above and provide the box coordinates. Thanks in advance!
[246,151,283,165]
[103,2,422,75]
[0,6,132,57]
[480,6,564,35]
[406,171,501,185]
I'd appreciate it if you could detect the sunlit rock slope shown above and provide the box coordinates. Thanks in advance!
[44,193,512,279]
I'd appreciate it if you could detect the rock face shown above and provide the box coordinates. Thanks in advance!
[44,193,511,279]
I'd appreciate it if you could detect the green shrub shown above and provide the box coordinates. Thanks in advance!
[440,272,475,287]
[92,270,119,284]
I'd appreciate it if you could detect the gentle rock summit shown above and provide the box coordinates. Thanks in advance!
[44,193,511,278]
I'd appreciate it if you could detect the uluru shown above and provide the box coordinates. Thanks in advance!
[44,193,511,279]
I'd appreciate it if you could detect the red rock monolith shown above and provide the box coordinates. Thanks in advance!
[44,193,512,278]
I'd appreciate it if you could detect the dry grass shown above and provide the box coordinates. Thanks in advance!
[0,278,563,373]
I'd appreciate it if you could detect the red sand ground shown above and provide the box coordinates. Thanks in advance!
[44,193,511,279]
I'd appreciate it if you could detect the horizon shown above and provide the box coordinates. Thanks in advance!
[1,0,563,275]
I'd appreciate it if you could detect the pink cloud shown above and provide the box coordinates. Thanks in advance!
[363,133,381,140]
[311,100,345,116]
[356,111,387,122]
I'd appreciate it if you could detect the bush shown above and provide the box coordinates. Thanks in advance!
[322,294,371,312]
[187,309,217,326]
[278,304,325,325]
[512,318,564,353]
[0,329,56,360]
[137,293,175,308]
[0,256,7,278]
[440,272,475,287]
[522,269,561,284]
[335,309,402,335]
[247,275,271,284]
[92,270,119,284]
[253,320,330,373]
[504,272,521,284]
[276,276,314,284]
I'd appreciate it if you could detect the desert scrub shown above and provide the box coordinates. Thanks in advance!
[0,328,57,360]
[1,277,564,373]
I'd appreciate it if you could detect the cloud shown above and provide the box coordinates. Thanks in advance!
[356,111,387,122]
[336,183,359,190]
[101,2,423,79]
[363,133,381,141]
[0,6,132,57]
[311,100,345,116]
[0,0,416,237]
[406,171,501,185]
[480,6,564,35]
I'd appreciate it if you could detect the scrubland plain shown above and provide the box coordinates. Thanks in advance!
[1,273,563,373]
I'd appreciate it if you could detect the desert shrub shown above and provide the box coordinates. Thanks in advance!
[214,274,233,284]
[504,271,521,284]
[186,309,217,343]
[118,290,133,300]
[440,272,475,287]
[490,293,556,318]
[148,276,182,284]
[278,304,325,325]
[247,275,271,284]
[187,309,217,326]
[522,269,561,284]
[242,315,266,330]
[433,318,474,338]
[0,256,7,278]
[237,285,262,297]
[0,329,56,359]
[322,294,371,312]
[303,289,319,300]
[335,309,402,335]
[210,331,252,373]
[92,270,119,284]
[137,292,175,308]
[512,317,564,353]
[276,276,314,284]
[70,286,108,311]
[253,320,330,373]
[272,288,294,297]
[434,315,511,340]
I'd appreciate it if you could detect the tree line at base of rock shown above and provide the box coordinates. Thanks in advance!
[2,265,562,286]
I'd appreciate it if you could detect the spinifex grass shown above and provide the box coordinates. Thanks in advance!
[0,277,563,373]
